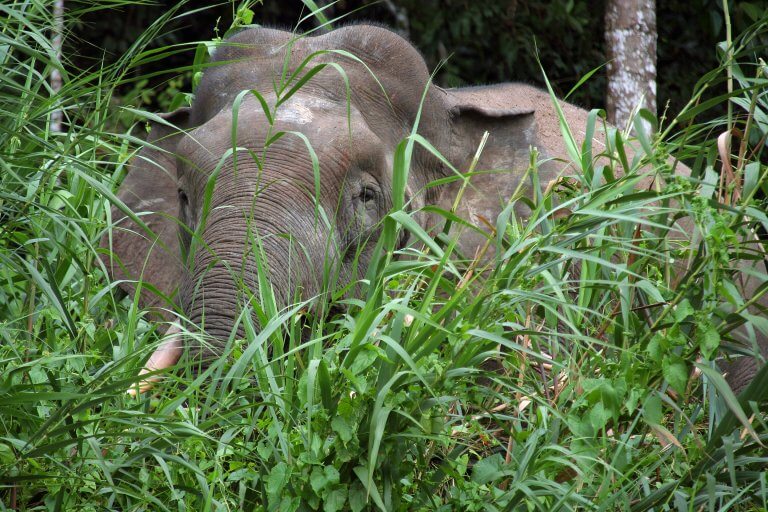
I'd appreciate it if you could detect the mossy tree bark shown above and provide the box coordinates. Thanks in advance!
[605,0,657,129]
[50,0,64,133]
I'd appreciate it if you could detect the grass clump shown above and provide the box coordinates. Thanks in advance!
[1,1,767,511]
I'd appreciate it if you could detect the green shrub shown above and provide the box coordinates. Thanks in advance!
[0,2,766,511]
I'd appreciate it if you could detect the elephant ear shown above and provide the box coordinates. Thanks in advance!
[437,87,547,258]
[100,108,191,319]
[444,87,538,172]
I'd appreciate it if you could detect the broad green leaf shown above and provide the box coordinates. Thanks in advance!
[266,462,290,499]
[471,453,505,485]
[662,357,688,395]
[699,324,721,359]
[674,299,694,322]
[325,486,348,512]
[643,394,663,425]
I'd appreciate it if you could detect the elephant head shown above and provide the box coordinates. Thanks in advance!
[173,27,444,340]
[103,26,539,368]
[101,25,767,393]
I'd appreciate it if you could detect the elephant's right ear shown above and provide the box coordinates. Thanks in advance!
[432,87,545,260]
[100,107,191,319]
[443,87,537,173]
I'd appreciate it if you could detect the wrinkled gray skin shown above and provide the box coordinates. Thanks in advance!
[102,25,767,392]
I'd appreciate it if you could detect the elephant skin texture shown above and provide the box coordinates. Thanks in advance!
[100,25,767,393]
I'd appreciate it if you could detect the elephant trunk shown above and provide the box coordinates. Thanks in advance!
[180,206,320,361]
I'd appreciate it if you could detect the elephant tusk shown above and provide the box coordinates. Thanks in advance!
[127,321,184,396]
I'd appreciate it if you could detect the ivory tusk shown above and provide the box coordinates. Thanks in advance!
[127,321,184,396]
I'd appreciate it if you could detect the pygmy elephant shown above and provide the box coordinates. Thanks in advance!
[101,25,767,393]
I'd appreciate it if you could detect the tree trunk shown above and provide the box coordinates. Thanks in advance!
[50,0,64,133]
[605,0,657,130]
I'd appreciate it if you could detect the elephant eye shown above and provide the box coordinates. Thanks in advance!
[178,188,189,207]
[360,186,377,204]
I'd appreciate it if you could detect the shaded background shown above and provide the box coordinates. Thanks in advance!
[68,0,767,118]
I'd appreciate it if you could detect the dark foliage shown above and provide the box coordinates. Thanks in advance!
[69,0,768,118]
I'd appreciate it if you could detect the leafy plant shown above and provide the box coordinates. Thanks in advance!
[0,1,766,511]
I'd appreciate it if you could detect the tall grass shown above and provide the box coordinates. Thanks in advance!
[1,1,767,511]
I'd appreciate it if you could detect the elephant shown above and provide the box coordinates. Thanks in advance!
[100,24,767,394]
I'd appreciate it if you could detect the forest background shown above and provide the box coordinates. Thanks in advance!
[70,0,767,123]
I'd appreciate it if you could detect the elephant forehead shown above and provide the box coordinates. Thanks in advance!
[177,93,376,175]
[239,93,367,142]
[274,95,341,126]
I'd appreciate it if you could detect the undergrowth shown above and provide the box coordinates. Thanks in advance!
[1,1,767,511]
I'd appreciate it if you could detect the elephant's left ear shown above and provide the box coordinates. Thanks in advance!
[100,108,192,320]
[443,87,537,173]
